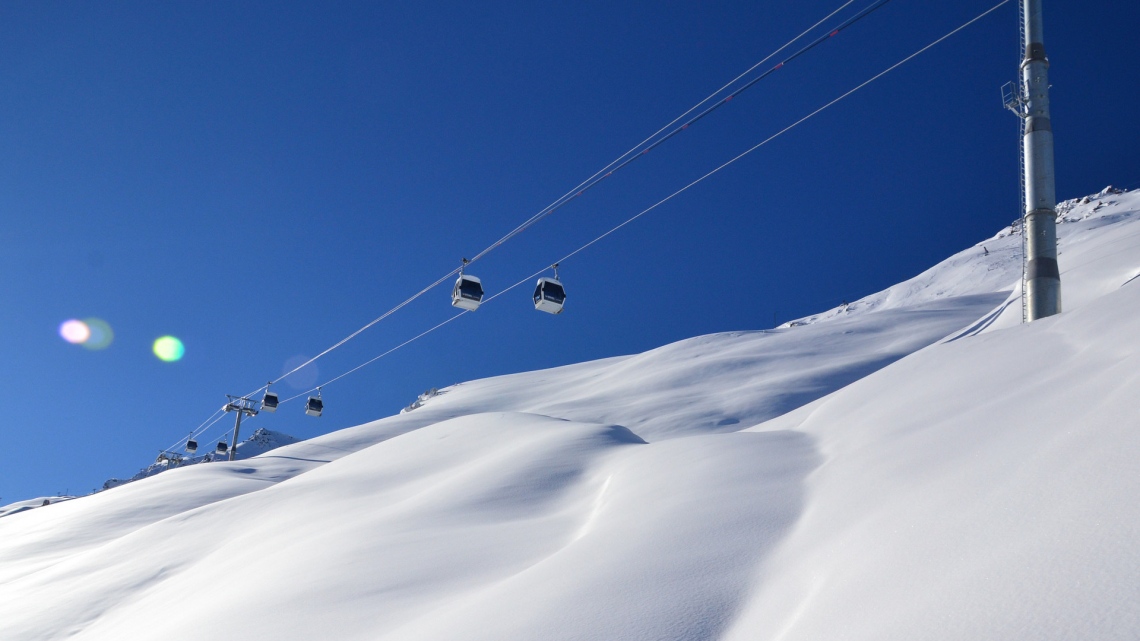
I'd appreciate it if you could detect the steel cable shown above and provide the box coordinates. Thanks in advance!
[267,0,880,389]
[271,0,1011,405]
[164,0,881,453]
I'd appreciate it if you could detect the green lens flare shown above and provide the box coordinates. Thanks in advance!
[81,318,114,350]
[153,336,185,362]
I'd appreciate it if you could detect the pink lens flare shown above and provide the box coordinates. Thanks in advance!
[59,319,91,344]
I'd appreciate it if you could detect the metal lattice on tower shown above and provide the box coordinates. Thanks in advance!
[1000,89,1029,320]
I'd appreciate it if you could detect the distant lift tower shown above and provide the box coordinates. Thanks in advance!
[1004,0,1060,321]
[223,395,259,462]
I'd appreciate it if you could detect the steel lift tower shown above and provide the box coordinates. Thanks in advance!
[223,395,258,462]
[1007,0,1061,320]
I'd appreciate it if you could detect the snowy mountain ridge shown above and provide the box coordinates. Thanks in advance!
[1,187,1138,640]
[100,427,300,491]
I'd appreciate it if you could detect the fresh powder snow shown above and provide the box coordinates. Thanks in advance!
[1,188,1137,640]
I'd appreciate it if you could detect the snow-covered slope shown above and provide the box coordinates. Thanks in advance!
[727,270,1140,641]
[1,189,1138,640]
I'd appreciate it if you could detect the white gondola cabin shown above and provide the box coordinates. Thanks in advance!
[305,395,324,417]
[261,390,279,413]
[451,274,484,311]
[533,277,566,314]
[186,439,198,454]
[216,442,228,455]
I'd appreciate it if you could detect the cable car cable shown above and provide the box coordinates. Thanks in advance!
[161,0,959,451]
[266,0,1012,406]
[478,0,895,254]
[465,0,863,264]
[181,411,231,454]
[279,311,468,404]
[265,0,878,392]
[163,0,873,449]
[198,412,261,461]
[161,406,226,454]
[568,0,894,187]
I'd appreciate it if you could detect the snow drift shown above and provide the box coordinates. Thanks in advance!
[1,188,1138,640]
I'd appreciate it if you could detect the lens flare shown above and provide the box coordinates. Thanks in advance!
[281,354,319,390]
[153,336,185,362]
[59,319,91,344]
[81,318,114,350]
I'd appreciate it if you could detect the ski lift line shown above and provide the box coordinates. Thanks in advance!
[169,386,263,455]
[199,412,260,459]
[258,2,1008,413]
[270,268,462,386]
[172,383,277,455]
[465,0,885,266]
[241,383,270,400]
[188,410,233,449]
[159,0,936,452]
[465,0,862,265]
[162,406,226,454]
[611,0,892,164]
[552,0,1015,269]
[279,264,561,401]
[280,311,470,403]
[609,0,893,165]
[592,0,1012,262]
[281,269,553,403]
[161,0,871,450]
[279,265,559,403]
[264,0,864,393]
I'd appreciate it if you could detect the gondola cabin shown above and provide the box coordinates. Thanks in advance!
[261,390,279,413]
[533,277,566,314]
[305,395,324,417]
[186,439,198,454]
[216,442,228,455]
[451,274,484,311]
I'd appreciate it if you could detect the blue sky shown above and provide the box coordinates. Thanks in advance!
[2,0,1137,501]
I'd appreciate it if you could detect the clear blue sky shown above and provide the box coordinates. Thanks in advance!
[2,0,1137,501]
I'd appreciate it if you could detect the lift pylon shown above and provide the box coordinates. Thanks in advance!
[222,395,259,462]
